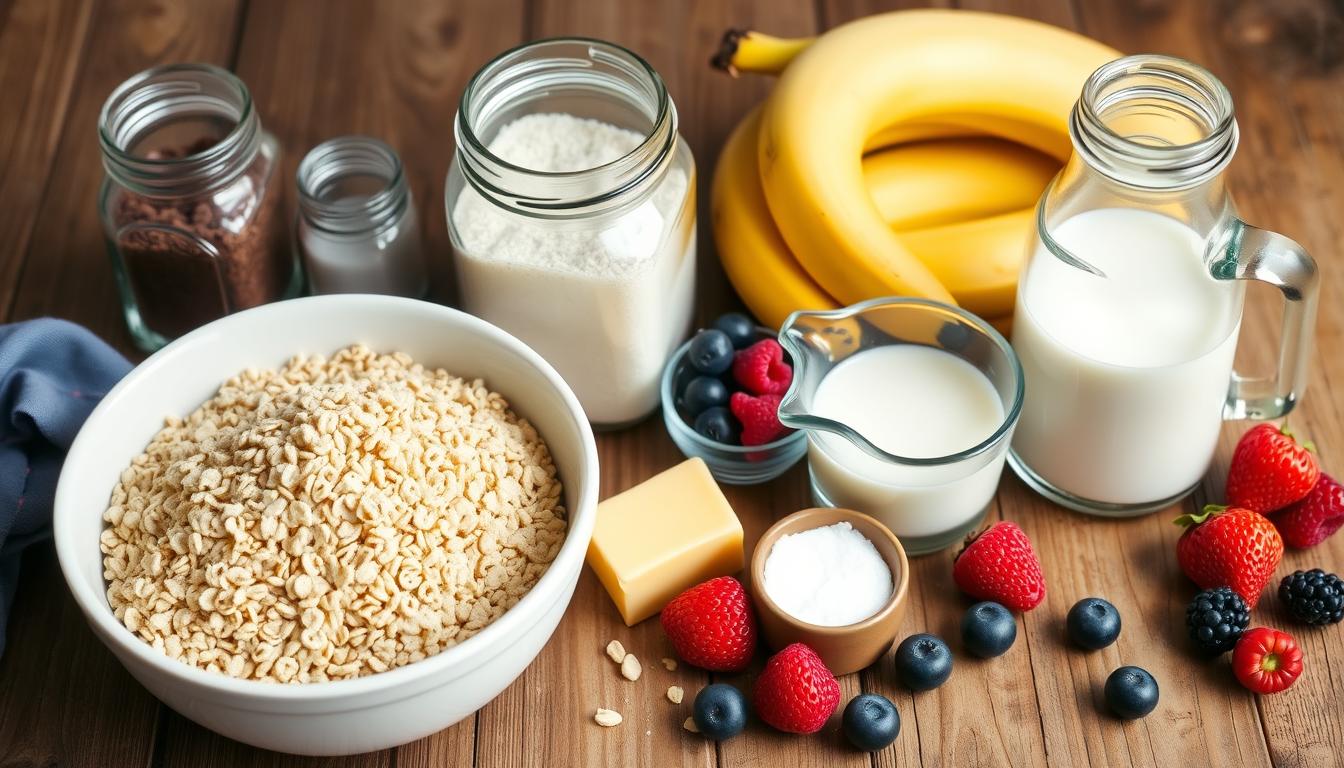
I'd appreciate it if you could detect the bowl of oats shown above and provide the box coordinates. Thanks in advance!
[51,294,599,755]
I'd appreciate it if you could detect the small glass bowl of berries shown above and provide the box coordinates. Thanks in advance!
[661,312,807,484]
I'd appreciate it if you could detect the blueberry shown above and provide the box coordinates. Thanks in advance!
[936,320,973,352]
[1104,666,1159,719]
[681,376,729,417]
[687,329,735,375]
[1067,597,1122,650]
[713,312,758,350]
[893,633,953,691]
[961,601,1017,658]
[842,693,900,752]
[693,406,739,444]
[692,683,747,740]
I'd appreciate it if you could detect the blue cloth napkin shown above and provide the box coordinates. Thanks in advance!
[0,319,130,657]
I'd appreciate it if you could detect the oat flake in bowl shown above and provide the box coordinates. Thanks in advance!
[99,344,566,683]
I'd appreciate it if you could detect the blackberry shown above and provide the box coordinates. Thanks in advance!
[1186,587,1250,655]
[1278,569,1344,626]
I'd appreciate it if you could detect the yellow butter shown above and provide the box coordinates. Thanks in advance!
[587,458,745,625]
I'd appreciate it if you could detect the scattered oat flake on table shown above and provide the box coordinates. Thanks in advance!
[621,653,642,681]
[661,657,677,671]
[594,708,623,727]
[667,685,684,704]
[683,716,699,733]
[605,640,627,664]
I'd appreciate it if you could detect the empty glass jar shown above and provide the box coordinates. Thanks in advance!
[296,136,426,297]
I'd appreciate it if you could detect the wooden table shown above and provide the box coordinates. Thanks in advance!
[1,1,1341,766]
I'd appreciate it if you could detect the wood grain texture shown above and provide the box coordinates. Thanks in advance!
[1,1,1342,766]
[3,0,244,347]
[0,3,242,768]
[0,0,94,318]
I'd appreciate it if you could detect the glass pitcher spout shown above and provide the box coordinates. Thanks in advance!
[777,297,1023,469]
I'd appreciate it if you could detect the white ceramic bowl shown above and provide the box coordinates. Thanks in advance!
[52,295,599,755]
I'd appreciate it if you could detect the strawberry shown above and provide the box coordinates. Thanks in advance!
[1232,627,1304,694]
[732,339,793,396]
[952,521,1046,612]
[753,643,840,734]
[1225,423,1319,513]
[1175,505,1283,607]
[660,576,757,672]
[729,391,789,446]
[1270,473,1344,549]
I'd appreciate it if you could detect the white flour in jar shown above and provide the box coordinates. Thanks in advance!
[451,113,695,426]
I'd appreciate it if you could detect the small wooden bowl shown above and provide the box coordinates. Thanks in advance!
[749,508,910,676]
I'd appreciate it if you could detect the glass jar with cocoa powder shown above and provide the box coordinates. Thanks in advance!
[98,63,300,351]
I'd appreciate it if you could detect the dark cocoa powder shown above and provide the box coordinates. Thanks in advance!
[110,141,290,340]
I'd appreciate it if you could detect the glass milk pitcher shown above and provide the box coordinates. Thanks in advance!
[1009,54,1318,516]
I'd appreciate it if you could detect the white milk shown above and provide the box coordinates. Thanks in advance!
[808,345,1008,540]
[1011,207,1241,507]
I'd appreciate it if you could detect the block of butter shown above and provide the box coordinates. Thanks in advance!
[587,458,744,625]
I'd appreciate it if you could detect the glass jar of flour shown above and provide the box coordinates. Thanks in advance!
[446,38,696,428]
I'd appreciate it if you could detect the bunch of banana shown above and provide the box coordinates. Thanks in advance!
[709,10,1120,330]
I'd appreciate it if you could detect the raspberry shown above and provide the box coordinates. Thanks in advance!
[660,577,757,672]
[952,521,1046,612]
[753,643,840,734]
[728,392,788,446]
[731,339,792,395]
[1233,627,1304,694]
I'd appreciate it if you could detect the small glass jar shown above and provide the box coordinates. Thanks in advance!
[98,63,298,352]
[296,136,426,297]
[445,38,697,429]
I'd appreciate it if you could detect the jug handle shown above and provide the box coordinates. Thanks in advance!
[1215,218,1319,420]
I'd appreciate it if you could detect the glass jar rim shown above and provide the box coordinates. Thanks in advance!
[453,37,678,219]
[99,62,261,196]
[1071,54,1238,190]
[297,135,410,236]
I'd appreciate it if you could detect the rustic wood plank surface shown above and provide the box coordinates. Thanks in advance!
[0,3,243,767]
[0,1,1340,767]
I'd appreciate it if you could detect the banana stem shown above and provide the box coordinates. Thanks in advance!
[710,30,815,77]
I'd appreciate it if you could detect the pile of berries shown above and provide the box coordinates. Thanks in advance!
[1173,422,1344,696]
[675,313,794,448]
[662,576,900,751]
[949,520,1159,719]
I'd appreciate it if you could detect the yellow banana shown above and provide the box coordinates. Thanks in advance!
[711,30,814,77]
[715,110,1050,325]
[866,138,1056,230]
[900,208,1036,319]
[757,10,1119,307]
[713,107,836,330]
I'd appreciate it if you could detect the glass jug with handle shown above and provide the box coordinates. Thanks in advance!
[1009,54,1318,517]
